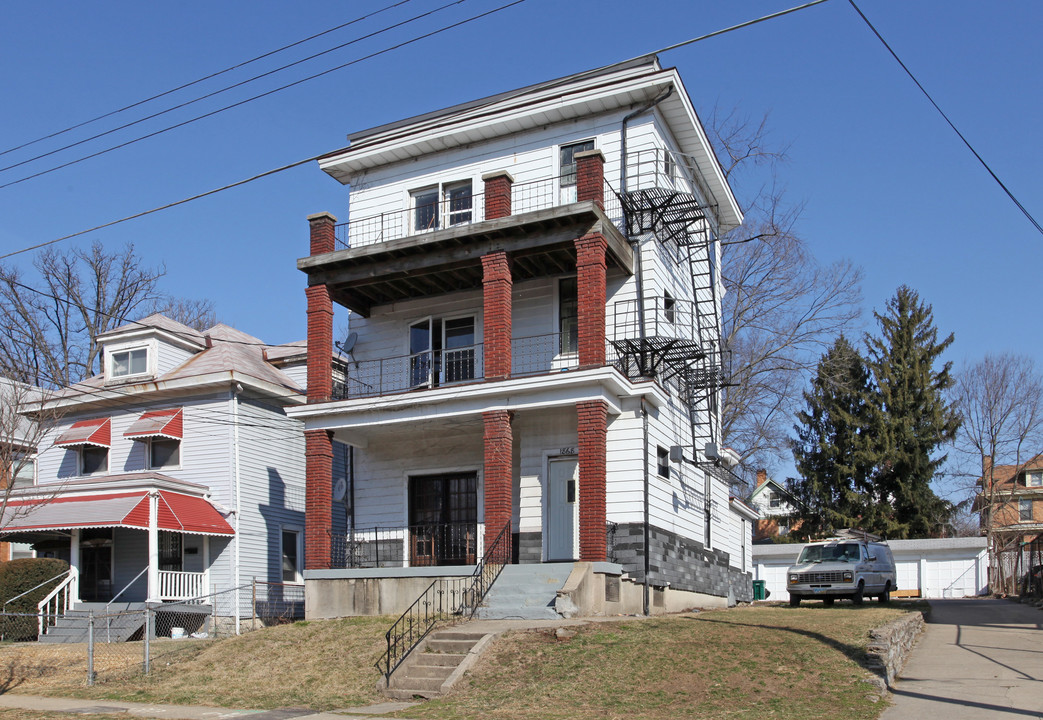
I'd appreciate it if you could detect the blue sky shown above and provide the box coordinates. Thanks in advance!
[1,1,1039,462]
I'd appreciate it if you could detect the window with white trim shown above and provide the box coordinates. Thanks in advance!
[558,277,578,355]
[657,446,670,479]
[559,140,595,203]
[11,453,35,488]
[282,529,301,583]
[1020,499,1034,522]
[149,439,180,470]
[110,347,149,379]
[1025,471,1043,487]
[80,446,108,475]
[411,180,473,232]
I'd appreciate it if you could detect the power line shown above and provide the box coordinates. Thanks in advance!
[0,0,418,161]
[846,0,1043,238]
[0,0,467,179]
[0,0,524,192]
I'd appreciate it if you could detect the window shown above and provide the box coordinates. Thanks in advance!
[664,151,676,182]
[1020,499,1033,522]
[110,347,148,379]
[560,140,595,187]
[149,439,180,469]
[443,317,476,383]
[11,453,34,488]
[445,181,473,226]
[409,316,476,387]
[282,530,301,582]
[657,447,670,479]
[559,277,578,355]
[412,187,439,231]
[81,446,108,475]
[1026,471,1043,487]
[412,180,473,232]
[663,292,676,324]
[768,492,781,509]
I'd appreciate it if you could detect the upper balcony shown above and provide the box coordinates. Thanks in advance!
[300,159,633,317]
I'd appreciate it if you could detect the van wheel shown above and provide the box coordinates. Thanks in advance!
[822,597,835,606]
[789,595,801,607]
[852,581,865,605]
[878,582,891,604]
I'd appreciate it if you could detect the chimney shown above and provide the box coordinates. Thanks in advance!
[982,455,993,483]
[756,469,768,488]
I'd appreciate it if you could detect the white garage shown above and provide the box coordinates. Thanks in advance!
[753,537,987,601]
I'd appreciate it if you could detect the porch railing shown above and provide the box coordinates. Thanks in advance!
[330,523,481,569]
[37,567,78,638]
[159,571,207,602]
[376,522,511,683]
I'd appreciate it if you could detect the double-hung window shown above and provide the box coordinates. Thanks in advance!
[1020,499,1034,522]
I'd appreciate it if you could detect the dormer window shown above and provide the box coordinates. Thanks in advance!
[1026,471,1043,488]
[110,347,149,379]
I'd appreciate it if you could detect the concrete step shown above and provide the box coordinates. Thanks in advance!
[407,664,455,680]
[425,637,481,654]
[475,563,572,620]
[414,652,467,667]
[389,675,445,693]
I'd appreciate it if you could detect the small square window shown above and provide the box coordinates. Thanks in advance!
[81,447,108,475]
[150,439,180,469]
[657,446,670,479]
[111,348,148,378]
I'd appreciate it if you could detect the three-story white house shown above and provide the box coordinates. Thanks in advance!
[1,314,343,626]
[292,56,756,609]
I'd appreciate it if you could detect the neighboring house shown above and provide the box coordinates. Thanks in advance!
[0,315,328,624]
[748,469,801,541]
[291,55,756,611]
[0,378,44,562]
[977,454,1043,535]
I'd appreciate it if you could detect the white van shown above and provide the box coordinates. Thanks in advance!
[787,539,896,606]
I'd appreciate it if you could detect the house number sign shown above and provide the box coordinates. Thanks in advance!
[559,446,578,456]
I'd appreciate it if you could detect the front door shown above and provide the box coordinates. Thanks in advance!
[546,457,578,561]
[79,529,113,602]
[408,473,478,566]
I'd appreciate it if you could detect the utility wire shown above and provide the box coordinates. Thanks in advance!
[847,0,1043,238]
[0,0,418,161]
[0,0,467,178]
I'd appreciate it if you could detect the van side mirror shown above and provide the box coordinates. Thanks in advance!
[867,555,877,561]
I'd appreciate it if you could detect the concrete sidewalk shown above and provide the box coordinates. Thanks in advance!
[881,598,1043,719]
[0,693,418,719]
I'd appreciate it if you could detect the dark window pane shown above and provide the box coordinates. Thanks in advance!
[560,140,595,187]
[414,189,439,231]
[82,447,107,474]
[559,277,578,354]
[150,439,180,469]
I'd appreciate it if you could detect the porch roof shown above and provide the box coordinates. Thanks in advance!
[0,490,234,536]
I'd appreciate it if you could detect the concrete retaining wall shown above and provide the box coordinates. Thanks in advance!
[304,567,473,618]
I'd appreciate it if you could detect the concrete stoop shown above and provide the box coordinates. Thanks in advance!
[384,629,493,700]
[476,563,573,620]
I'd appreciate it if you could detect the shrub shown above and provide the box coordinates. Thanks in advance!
[0,557,70,612]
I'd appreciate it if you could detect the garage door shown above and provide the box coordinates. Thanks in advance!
[926,556,981,598]
[758,563,791,601]
[895,561,919,595]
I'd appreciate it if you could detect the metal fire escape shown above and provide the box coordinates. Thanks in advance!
[610,149,729,467]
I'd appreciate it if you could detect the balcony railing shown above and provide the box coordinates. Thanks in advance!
[334,176,624,251]
[330,523,482,569]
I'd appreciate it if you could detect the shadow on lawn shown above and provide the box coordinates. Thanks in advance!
[686,613,871,665]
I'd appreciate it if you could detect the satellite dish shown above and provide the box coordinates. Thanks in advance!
[336,331,358,355]
[333,477,347,503]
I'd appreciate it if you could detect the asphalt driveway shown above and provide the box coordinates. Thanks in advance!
[882,598,1043,719]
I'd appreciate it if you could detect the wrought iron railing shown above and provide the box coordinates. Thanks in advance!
[376,523,511,683]
[330,523,480,569]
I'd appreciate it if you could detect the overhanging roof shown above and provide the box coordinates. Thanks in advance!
[55,418,110,448]
[125,408,183,440]
[0,490,234,536]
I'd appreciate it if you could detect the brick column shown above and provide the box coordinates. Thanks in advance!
[575,149,605,209]
[306,284,333,402]
[308,211,337,255]
[305,429,334,570]
[482,251,512,380]
[483,171,514,220]
[577,400,608,561]
[483,410,513,557]
[575,233,608,367]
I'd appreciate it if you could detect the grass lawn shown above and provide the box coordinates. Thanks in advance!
[0,602,922,719]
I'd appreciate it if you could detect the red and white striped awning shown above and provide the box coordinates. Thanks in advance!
[0,491,234,536]
[54,418,111,448]
[124,408,183,440]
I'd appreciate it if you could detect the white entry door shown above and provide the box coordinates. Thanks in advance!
[546,457,578,561]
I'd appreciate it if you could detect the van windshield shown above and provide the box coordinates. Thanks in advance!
[797,543,861,564]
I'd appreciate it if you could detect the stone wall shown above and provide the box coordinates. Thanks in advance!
[865,611,926,688]
[608,523,753,603]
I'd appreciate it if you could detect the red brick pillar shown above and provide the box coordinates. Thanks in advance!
[482,251,512,380]
[575,233,608,367]
[577,400,608,561]
[305,429,334,569]
[309,211,337,255]
[575,150,605,209]
[483,171,514,220]
[483,410,513,558]
[306,284,333,403]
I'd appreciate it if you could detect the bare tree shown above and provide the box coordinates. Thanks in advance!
[707,107,863,472]
[951,353,1043,593]
[148,297,217,332]
[0,241,214,388]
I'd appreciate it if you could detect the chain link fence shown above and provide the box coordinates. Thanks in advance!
[0,580,306,686]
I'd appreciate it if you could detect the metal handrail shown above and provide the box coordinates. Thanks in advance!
[376,523,511,683]
[107,566,148,608]
[3,570,70,611]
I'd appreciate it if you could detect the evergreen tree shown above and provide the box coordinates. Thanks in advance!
[865,286,960,538]
[789,336,878,537]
